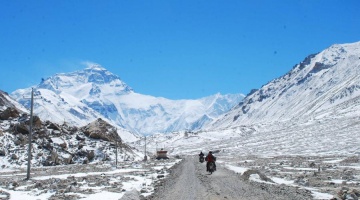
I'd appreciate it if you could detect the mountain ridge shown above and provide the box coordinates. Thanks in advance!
[210,41,360,130]
[11,65,244,136]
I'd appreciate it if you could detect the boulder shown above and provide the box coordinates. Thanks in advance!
[81,118,122,142]
[11,154,18,160]
[15,123,29,134]
[82,157,89,164]
[87,150,95,161]
[64,154,73,164]
[242,169,274,183]
[43,150,60,166]
[0,149,5,156]
[47,122,61,130]
[32,116,42,128]
[0,107,20,120]
[14,134,27,146]
[76,135,85,141]
[59,142,67,149]
[121,189,141,200]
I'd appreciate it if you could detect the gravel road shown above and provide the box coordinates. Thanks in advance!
[149,156,313,200]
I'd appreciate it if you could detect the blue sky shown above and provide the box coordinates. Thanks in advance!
[1,0,359,99]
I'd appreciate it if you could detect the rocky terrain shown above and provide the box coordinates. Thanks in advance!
[0,157,180,200]
[0,89,179,200]
[0,115,137,168]
[221,154,360,200]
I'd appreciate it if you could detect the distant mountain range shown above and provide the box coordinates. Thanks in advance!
[211,41,360,130]
[11,66,244,135]
[9,41,360,137]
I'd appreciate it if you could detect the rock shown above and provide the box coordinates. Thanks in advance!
[309,162,316,168]
[157,175,165,178]
[350,193,359,200]
[83,157,89,164]
[42,141,53,151]
[0,190,10,199]
[43,151,60,166]
[0,107,20,120]
[76,135,85,141]
[242,169,274,183]
[51,130,61,135]
[59,142,67,149]
[35,182,43,189]
[66,185,76,193]
[47,122,61,130]
[64,154,73,164]
[353,189,360,197]
[81,118,122,142]
[78,143,84,149]
[32,116,42,128]
[14,123,29,134]
[37,129,48,138]
[11,154,18,160]
[77,150,87,157]
[121,189,141,200]
[14,139,21,146]
[87,150,95,161]
[12,181,19,188]
[0,149,5,156]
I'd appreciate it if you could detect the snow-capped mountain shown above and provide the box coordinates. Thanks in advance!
[11,65,244,135]
[211,41,360,129]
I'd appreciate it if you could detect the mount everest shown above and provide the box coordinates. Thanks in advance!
[10,65,244,137]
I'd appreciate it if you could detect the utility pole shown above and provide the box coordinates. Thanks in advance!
[115,140,118,168]
[144,136,147,161]
[26,88,34,180]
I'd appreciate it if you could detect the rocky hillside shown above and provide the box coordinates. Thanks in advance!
[211,41,360,129]
[0,90,141,168]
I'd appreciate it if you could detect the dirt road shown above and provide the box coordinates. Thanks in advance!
[149,156,312,200]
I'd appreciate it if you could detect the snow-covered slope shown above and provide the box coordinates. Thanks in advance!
[211,41,360,129]
[0,90,28,114]
[11,65,244,135]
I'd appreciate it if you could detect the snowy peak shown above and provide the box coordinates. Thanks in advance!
[11,65,244,135]
[83,64,125,85]
[212,41,360,129]
[38,64,133,97]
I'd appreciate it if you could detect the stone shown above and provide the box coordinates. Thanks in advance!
[83,157,89,164]
[87,150,95,161]
[81,118,122,142]
[47,122,61,130]
[121,189,141,200]
[59,142,67,149]
[11,154,18,160]
[14,123,29,134]
[76,135,85,141]
[0,107,20,120]
[0,149,5,156]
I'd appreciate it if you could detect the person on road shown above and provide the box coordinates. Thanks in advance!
[205,151,216,172]
[199,151,204,157]
[199,151,205,162]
